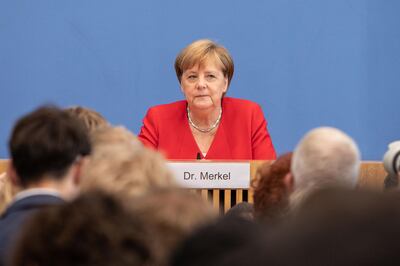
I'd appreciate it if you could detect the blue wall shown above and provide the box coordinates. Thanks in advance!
[1,0,399,160]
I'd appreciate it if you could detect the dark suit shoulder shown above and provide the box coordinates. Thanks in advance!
[1,195,64,219]
[0,194,64,264]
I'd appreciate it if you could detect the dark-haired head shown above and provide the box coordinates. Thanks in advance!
[9,105,91,187]
[171,216,267,266]
[260,188,400,265]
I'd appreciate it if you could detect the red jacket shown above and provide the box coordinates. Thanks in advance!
[138,97,276,160]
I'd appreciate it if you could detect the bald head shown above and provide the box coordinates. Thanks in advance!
[291,127,360,204]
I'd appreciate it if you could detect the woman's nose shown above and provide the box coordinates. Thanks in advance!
[197,77,207,89]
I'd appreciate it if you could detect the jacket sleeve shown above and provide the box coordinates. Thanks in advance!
[251,104,277,160]
[138,107,159,149]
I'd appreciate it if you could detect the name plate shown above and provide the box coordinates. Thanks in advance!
[167,162,250,189]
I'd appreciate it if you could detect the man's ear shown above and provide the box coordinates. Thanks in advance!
[284,172,294,192]
[71,157,88,186]
[7,161,20,187]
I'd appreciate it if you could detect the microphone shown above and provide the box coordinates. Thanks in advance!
[196,152,201,160]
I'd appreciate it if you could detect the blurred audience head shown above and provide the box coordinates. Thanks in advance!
[253,152,293,223]
[225,202,254,221]
[171,216,267,266]
[89,125,141,149]
[64,106,109,134]
[11,191,156,266]
[81,126,175,198]
[261,188,400,265]
[8,106,91,197]
[127,188,217,263]
[290,127,360,209]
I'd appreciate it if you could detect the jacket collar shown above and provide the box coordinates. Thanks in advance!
[1,194,64,219]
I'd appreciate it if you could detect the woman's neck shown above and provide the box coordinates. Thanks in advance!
[188,106,221,127]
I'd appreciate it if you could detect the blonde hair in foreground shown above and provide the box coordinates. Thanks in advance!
[127,188,217,262]
[89,126,142,149]
[80,126,176,197]
[64,106,108,134]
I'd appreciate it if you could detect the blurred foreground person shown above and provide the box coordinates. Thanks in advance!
[225,202,254,221]
[80,126,176,197]
[0,106,91,265]
[11,191,156,266]
[290,127,360,210]
[64,106,109,134]
[261,188,400,265]
[171,216,267,266]
[127,188,217,264]
[252,152,293,223]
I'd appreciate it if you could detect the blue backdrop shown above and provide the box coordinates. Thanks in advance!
[1,0,399,160]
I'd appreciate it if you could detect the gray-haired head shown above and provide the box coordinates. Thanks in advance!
[290,127,361,209]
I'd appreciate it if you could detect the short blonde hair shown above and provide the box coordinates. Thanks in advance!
[175,39,234,87]
[89,126,142,149]
[81,126,176,198]
[65,106,108,134]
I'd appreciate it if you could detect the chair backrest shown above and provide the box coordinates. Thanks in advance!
[0,160,8,174]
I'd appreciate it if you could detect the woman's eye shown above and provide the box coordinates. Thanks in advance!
[187,75,197,80]
[206,75,216,79]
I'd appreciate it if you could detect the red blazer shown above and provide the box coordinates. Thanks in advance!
[138,97,276,160]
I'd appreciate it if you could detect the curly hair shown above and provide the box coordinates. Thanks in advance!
[11,191,156,266]
[252,152,292,223]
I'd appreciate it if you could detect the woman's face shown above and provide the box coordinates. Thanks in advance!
[181,59,228,111]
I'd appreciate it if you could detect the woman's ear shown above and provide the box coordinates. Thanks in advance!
[223,77,228,93]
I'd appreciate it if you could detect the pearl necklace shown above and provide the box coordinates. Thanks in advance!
[187,106,222,133]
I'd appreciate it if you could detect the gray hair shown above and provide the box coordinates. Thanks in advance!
[290,127,361,209]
